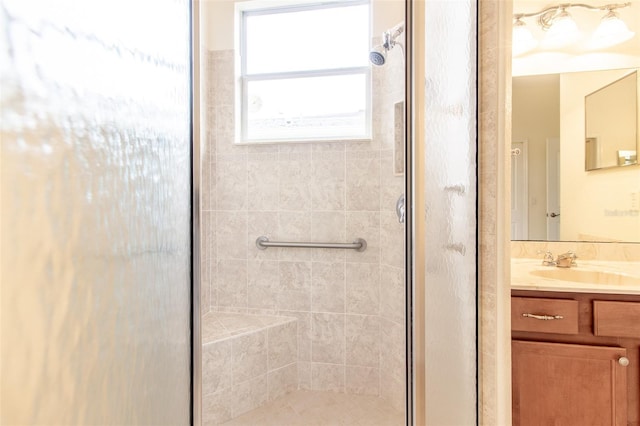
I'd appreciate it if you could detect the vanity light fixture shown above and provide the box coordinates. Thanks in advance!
[590,7,635,48]
[513,2,635,56]
[513,17,538,55]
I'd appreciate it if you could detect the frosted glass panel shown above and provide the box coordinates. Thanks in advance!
[424,0,477,425]
[0,0,192,424]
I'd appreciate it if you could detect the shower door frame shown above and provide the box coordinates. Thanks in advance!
[191,0,202,424]
[404,0,425,424]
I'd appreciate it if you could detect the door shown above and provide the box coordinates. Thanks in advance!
[511,141,529,239]
[512,340,628,426]
[546,137,560,240]
[198,0,408,424]
[1,1,193,424]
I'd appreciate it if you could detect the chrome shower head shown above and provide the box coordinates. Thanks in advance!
[369,45,386,66]
[369,21,405,66]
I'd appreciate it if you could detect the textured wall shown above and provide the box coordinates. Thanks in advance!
[201,41,406,409]
[478,0,514,424]
[0,0,192,424]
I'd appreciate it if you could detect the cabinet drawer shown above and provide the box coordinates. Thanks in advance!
[594,301,640,338]
[512,297,579,334]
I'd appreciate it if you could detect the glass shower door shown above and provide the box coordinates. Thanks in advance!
[1,0,193,424]
[198,0,408,424]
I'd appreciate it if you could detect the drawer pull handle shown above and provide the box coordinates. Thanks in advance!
[619,357,630,367]
[522,313,564,321]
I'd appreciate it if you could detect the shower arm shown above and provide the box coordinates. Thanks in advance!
[383,22,405,49]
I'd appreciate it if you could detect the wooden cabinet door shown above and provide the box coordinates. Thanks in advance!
[512,340,628,426]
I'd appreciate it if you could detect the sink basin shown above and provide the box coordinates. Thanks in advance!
[530,269,640,286]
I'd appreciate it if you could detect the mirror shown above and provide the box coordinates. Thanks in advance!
[511,0,640,243]
[585,71,638,170]
[512,68,640,243]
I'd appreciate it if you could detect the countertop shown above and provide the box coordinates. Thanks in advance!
[511,258,640,295]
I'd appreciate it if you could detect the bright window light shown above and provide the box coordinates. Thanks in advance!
[236,0,371,143]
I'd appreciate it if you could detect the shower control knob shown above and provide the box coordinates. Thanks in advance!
[619,357,630,367]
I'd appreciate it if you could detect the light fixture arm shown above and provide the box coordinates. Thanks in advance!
[514,2,631,30]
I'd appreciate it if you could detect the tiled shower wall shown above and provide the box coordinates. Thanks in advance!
[201,46,406,408]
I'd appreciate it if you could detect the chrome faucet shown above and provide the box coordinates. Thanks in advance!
[556,251,578,268]
[538,250,556,266]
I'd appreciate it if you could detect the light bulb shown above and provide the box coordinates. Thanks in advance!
[590,10,635,49]
[542,8,581,48]
[513,18,538,56]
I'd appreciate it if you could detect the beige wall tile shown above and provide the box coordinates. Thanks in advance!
[203,340,233,396]
[278,155,312,211]
[279,310,312,362]
[267,363,298,401]
[311,261,346,313]
[380,150,404,212]
[205,45,407,408]
[268,321,297,370]
[232,330,268,383]
[203,388,233,425]
[247,260,279,310]
[311,151,346,211]
[217,259,247,308]
[201,211,215,313]
[380,211,404,269]
[298,361,312,390]
[346,263,380,315]
[346,314,380,368]
[216,154,248,210]
[311,363,345,392]
[278,261,312,311]
[201,158,216,212]
[380,265,404,324]
[248,153,279,211]
[217,211,248,260]
[346,150,381,211]
[311,312,345,364]
[232,375,268,418]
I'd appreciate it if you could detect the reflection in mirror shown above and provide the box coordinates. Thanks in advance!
[511,0,640,244]
[512,68,640,243]
[585,71,638,171]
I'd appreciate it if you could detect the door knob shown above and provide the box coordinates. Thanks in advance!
[548,212,560,218]
[619,357,630,366]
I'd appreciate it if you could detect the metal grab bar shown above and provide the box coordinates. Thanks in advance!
[255,236,367,252]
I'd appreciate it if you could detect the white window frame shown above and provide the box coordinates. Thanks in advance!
[234,0,372,144]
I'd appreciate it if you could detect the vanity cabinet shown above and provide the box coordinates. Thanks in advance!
[512,291,640,426]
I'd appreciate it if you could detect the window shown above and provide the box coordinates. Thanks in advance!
[235,0,371,143]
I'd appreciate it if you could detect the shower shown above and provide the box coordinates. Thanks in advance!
[369,22,405,66]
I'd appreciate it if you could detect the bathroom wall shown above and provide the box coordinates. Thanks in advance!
[511,240,640,261]
[560,69,640,242]
[512,75,560,239]
[481,2,640,424]
[478,0,513,424]
[200,0,406,409]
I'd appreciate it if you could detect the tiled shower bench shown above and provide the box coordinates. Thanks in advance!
[201,312,298,425]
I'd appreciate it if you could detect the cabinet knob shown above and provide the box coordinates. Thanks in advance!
[619,357,630,367]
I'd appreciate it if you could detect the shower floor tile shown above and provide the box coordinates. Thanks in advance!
[220,390,404,426]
